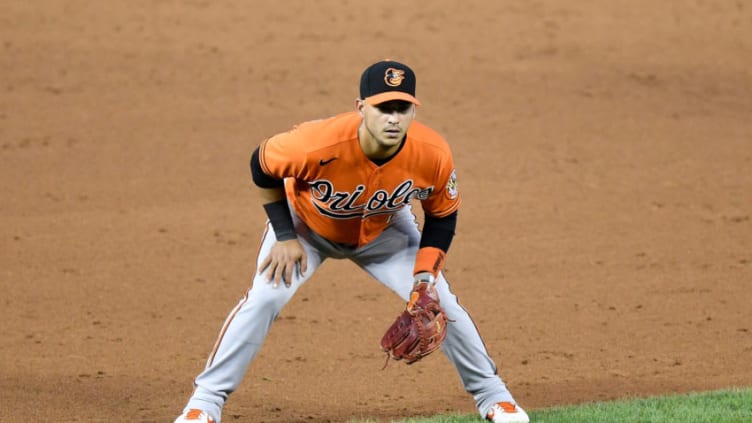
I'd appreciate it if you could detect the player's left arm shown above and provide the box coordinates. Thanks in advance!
[413,161,460,282]
[413,210,457,282]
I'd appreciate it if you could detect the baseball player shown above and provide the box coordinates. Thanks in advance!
[174,60,529,423]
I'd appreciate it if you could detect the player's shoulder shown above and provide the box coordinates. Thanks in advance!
[290,111,360,141]
[265,111,359,154]
[407,120,451,150]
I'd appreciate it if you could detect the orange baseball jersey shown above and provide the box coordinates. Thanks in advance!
[258,111,461,247]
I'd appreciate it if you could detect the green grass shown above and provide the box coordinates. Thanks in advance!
[351,387,752,423]
[530,387,752,423]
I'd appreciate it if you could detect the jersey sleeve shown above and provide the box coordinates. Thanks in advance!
[258,124,311,180]
[421,153,461,217]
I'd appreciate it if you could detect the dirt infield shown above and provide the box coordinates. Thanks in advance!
[1,1,751,422]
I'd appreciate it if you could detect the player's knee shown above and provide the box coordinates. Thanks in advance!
[248,283,295,310]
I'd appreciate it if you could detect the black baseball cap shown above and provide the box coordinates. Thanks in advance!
[359,60,421,106]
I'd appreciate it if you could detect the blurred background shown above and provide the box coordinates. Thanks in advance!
[1,1,750,421]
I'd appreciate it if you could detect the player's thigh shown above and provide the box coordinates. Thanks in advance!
[354,212,420,299]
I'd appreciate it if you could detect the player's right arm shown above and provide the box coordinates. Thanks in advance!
[250,146,308,288]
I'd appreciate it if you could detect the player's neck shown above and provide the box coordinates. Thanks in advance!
[357,123,402,160]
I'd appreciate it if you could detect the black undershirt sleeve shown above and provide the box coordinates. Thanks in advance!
[250,146,284,188]
[419,210,458,252]
[249,146,296,240]
[262,200,297,241]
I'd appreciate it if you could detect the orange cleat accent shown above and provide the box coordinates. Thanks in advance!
[174,409,216,423]
[486,402,529,423]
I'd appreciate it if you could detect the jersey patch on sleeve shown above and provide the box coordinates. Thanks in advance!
[445,169,458,200]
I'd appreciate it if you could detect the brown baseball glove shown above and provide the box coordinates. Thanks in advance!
[380,278,449,365]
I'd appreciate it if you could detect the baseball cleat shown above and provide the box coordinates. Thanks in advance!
[174,409,216,423]
[486,401,530,423]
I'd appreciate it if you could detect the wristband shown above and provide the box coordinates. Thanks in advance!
[413,246,446,278]
[262,200,297,241]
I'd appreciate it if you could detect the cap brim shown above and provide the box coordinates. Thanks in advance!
[365,91,421,106]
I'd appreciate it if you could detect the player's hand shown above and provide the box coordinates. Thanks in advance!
[259,238,308,288]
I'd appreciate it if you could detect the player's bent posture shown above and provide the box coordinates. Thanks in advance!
[174,60,529,423]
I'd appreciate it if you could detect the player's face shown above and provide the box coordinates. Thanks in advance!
[357,99,416,158]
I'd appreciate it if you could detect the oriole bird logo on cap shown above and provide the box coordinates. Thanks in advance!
[384,68,406,87]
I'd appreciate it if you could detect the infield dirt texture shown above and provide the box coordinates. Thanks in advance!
[1,1,751,422]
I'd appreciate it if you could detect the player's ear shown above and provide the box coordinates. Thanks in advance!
[355,98,366,116]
